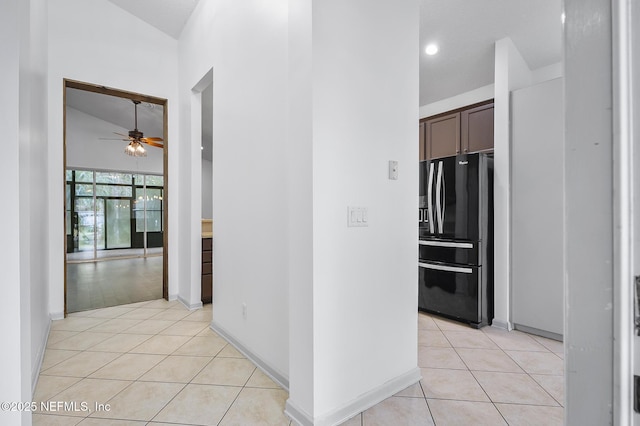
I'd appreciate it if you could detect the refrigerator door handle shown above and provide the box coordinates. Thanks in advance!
[419,262,473,274]
[427,164,435,233]
[435,161,444,234]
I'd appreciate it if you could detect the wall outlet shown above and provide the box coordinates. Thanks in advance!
[242,303,247,319]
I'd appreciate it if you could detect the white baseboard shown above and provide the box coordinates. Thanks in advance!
[210,321,289,391]
[286,367,421,426]
[168,293,179,302]
[491,318,512,331]
[514,323,563,342]
[285,399,313,426]
[178,295,203,311]
[32,319,51,394]
[50,311,64,321]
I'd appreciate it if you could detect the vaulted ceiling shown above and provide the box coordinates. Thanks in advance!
[106,0,200,39]
[100,0,562,105]
[69,1,562,153]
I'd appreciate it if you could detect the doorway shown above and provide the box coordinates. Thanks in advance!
[63,80,169,314]
[201,81,213,305]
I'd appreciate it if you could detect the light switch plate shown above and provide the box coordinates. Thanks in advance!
[389,160,399,180]
[347,206,368,227]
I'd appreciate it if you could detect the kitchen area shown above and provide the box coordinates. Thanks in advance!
[417,81,564,340]
[413,59,566,422]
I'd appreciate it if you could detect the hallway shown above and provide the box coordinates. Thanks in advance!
[33,300,563,425]
[35,299,290,425]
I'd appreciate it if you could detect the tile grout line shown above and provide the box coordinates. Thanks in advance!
[79,303,201,423]
[421,313,564,424]
[499,344,564,407]
[38,303,190,423]
[214,366,259,425]
[418,380,438,426]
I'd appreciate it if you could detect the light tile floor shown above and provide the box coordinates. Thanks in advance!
[340,313,564,426]
[34,301,564,425]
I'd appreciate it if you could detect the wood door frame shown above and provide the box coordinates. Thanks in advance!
[63,79,169,315]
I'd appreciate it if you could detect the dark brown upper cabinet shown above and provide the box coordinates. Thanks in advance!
[425,112,460,160]
[420,101,494,161]
[419,121,426,161]
[461,103,494,154]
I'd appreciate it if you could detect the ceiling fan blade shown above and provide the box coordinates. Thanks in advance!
[99,138,129,141]
[144,137,163,141]
[141,139,164,148]
[113,132,130,137]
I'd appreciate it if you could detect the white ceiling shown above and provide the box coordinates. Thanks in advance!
[66,88,164,139]
[419,0,562,105]
[106,0,200,39]
[69,1,562,151]
[100,0,562,106]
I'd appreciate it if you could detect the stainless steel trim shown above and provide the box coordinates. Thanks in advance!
[441,163,446,230]
[427,164,434,233]
[418,240,474,249]
[419,262,473,274]
[418,262,473,274]
[435,161,444,233]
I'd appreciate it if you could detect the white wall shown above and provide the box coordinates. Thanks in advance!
[26,0,50,400]
[181,5,418,423]
[179,0,290,378]
[287,0,420,422]
[511,78,564,337]
[47,0,179,315]
[66,107,163,174]
[287,0,315,418]
[564,0,614,422]
[201,158,213,219]
[492,37,532,329]
[1,0,49,424]
[0,1,30,424]
[201,82,213,220]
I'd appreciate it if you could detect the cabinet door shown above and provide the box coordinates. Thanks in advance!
[426,112,460,159]
[419,122,426,161]
[201,238,213,304]
[461,104,494,153]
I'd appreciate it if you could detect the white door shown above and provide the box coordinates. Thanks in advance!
[616,0,640,423]
[633,0,640,420]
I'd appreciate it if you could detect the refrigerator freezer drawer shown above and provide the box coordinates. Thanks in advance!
[418,262,485,325]
[419,240,480,266]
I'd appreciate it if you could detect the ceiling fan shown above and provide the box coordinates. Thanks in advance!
[107,100,163,157]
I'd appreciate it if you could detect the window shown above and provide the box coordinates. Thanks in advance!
[66,168,164,254]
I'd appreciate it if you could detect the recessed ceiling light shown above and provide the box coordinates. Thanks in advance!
[425,43,439,56]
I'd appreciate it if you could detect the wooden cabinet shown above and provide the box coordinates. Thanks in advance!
[420,101,494,160]
[419,122,426,161]
[201,238,212,304]
[461,103,494,154]
[425,112,460,159]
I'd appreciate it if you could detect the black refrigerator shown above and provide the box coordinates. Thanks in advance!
[418,153,493,328]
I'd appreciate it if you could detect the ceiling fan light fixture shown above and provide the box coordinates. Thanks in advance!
[125,140,147,157]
